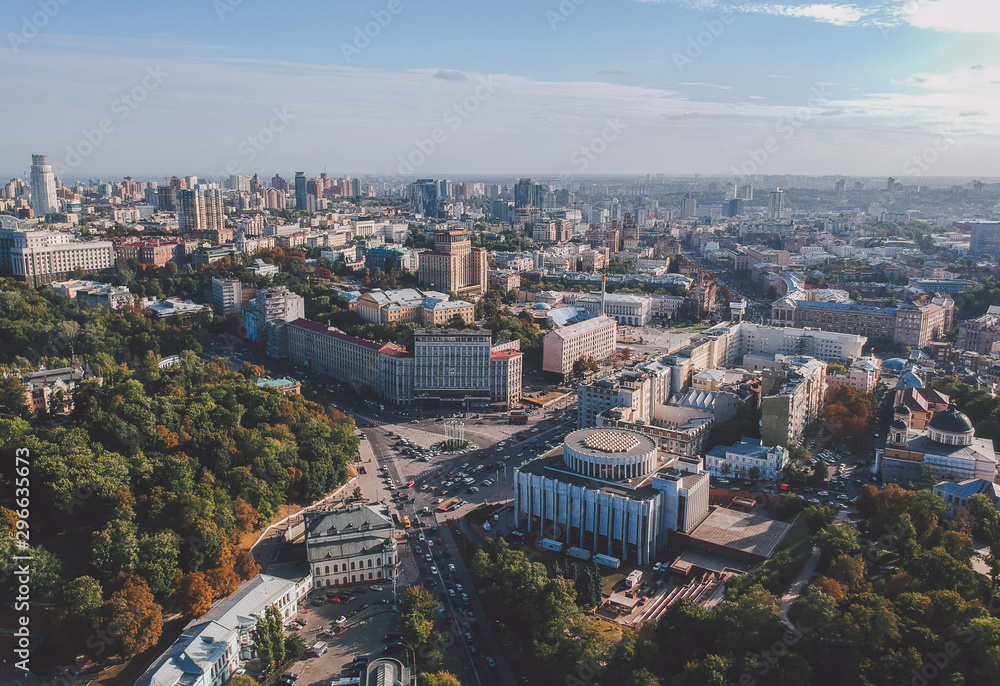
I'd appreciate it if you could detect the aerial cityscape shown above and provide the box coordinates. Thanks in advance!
[3,1,1000,686]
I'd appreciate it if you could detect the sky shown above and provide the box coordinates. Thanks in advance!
[2,0,999,182]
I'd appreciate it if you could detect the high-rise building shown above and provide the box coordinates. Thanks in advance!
[30,154,58,216]
[835,179,846,193]
[681,194,697,218]
[156,186,177,212]
[417,230,487,300]
[212,278,243,315]
[294,172,308,211]
[177,188,224,235]
[723,199,744,217]
[768,189,785,219]
[969,222,1000,257]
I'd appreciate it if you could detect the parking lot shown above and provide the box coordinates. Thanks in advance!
[287,588,402,685]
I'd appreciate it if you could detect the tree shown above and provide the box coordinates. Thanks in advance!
[814,523,859,564]
[235,549,261,580]
[177,572,214,617]
[56,576,103,628]
[803,504,838,534]
[104,575,163,658]
[138,530,180,599]
[91,518,140,580]
[228,677,258,686]
[420,673,462,686]
[252,605,286,674]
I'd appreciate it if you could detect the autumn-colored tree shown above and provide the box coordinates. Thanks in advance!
[104,575,163,658]
[205,545,240,598]
[822,386,875,450]
[228,677,258,686]
[177,572,214,617]
[233,497,261,534]
[235,549,260,581]
[813,576,848,601]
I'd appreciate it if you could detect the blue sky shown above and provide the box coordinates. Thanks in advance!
[2,0,998,181]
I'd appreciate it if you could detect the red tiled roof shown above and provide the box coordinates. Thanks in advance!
[288,318,382,350]
[491,350,523,359]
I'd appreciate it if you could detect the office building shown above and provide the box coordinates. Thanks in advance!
[542,315,617,380]
[577,370,655,429]
[723,199,744,217]
[177,187,224,235]
[49,279,132,309]
[681,194,697,218]
[768,189,785,219]
[286,321,522,408]
[417,230,487,300]
[294,172,308,211]
[244,286,305,357]
[29,154,58,216]
[880,404,998,484]
[306,505,399,588]
[760,356,827,447]
[0,228,113,285]
[575,292,652,327]
[706,439,789,480]
[771,298,952,348]
[514,428,711,565]
[156,186,177,211]
[969,221,1000,257]
[212,278,243,315]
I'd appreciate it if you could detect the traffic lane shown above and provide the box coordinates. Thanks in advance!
[435,524,511,685]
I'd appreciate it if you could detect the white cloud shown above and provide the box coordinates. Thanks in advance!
[900,0,1000,34]
[2,34,999,178]
[637,0,869,26]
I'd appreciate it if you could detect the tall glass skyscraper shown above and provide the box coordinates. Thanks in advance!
[294,171,307,211]
[29,154,58,216]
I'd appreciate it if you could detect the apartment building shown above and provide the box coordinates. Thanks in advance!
[577,370,655,429]
[957,306,1000,354]
[760,356,827,447]
[212,278,243,315]
[706,439,790,480]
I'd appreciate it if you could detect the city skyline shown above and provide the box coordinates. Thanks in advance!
[3,0,999,180]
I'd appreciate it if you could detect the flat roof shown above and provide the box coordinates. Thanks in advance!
[565,428,656,460]
[688,507,791,559]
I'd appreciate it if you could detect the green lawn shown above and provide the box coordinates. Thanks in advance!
[466,503,504,526]
[601,572,627,595]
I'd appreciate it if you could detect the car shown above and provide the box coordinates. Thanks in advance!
[281,674,300,683]
[456,583,464,592]
[818,491,829,496]
[437,537,444,545]
[467,487,480,494]
[371,585,383,591]
[448,563,457,573]
[486,657,496,669]
[653,562,662,572]
[837,494,849,501]
[461,592,469,602]
[807,497,821,504]
[448,588,456,597]
[335,616,347,624]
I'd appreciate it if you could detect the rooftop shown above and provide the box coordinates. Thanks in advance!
[688,508,792,559]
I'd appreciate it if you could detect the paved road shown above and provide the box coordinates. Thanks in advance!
[780,545,821,631]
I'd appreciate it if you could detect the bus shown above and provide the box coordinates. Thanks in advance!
[403,516,411,529]
[508,411,528,425]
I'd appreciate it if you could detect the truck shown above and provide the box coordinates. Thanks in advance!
[540,538,564,553]
[566,546,591,560]
[594,553,621,569]
[437,498,460,512]
[309,640,328,657]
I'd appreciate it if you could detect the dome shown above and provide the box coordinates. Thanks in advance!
[883,358,907,372]
[532,303,552,310]
[928,409,974,435]
[890,419,908,431]
[896,405,911,415]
